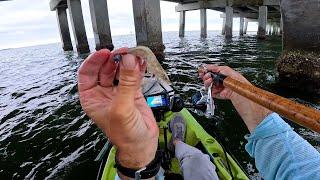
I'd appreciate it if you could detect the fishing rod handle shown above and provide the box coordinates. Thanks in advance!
[222,77,320,133]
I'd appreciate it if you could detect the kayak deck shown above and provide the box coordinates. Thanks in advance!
[100,108,249,180]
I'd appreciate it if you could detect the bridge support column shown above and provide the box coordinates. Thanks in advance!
[244,19,248,34]
[67,0,90,54]
[179,10,185,37]
[132,0,165,60]
[200,9,207,38]
[268,23,272,35]
[272,23,277,36]
[89,0,114,51]
[277,0,320,95]
[56,6,73,51]
[280,17,283,35]
[257,6,267,39]
[225,6,233,39]
[222,17,226,35]
[239,16,244,36]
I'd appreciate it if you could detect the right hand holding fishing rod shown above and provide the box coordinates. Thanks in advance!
[199,65,271,132]
[77,48,159,170]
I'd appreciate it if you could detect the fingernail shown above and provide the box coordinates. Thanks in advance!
[121,54,137,70]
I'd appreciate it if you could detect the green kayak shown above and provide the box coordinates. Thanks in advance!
[97,108,249,180]
[95,46,249,180]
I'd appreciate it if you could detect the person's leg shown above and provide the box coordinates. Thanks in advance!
[174,140,219,180]
[169,115,219,180]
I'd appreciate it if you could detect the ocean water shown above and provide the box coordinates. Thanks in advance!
[0,31,319,179]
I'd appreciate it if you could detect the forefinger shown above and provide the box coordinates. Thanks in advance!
[78,49,111,91]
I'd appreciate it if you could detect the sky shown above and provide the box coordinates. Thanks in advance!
[0,0,258,50]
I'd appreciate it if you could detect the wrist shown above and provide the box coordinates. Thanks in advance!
[116,149,161,180]
[116,143,157,169]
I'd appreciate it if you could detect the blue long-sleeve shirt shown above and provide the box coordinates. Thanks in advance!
[245,113,320,180]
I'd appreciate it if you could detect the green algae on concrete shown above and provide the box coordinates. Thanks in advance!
[277,51,320,95]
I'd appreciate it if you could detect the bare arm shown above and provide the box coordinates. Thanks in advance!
[199,65,271,132]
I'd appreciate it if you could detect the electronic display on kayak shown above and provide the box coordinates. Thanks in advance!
[146,95,169,108]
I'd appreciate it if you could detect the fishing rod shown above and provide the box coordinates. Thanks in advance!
[176,59,320,133]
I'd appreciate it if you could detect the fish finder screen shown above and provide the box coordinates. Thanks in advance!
[146,95,168,108]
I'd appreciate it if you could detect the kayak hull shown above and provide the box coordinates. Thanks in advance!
[100,108,249,180]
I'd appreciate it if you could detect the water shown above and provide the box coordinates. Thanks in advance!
[0,31,319,179]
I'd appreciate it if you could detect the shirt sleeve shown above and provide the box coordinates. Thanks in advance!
[245,113,320,180]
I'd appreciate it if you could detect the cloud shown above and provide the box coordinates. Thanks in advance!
[0,0,257,49]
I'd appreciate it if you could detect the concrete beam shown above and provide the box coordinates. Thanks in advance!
[257,6,267,39]
[247,5,259,12]
[132,0,165,60]
[221,12,279,20]
[225,6,233,39]
[175,0,226,12]
[263,0,280,6]
[273,6,280,11]
[67,0,90,54]
[89,0,114,51]
[56,6,73,51]
[50,0,65,11]
[179,10,186,37]
[200,9,207,38]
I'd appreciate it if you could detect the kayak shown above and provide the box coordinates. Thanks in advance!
[97,108,249,180]
[95,47,249,180]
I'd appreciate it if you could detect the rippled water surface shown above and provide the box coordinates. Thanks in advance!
[0,31,319,179]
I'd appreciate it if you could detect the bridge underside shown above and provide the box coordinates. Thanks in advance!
[49,0,281,55]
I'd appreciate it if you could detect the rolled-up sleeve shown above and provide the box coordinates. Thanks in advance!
[245,113,320,180]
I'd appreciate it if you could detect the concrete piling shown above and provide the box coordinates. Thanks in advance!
[89,0,114,51]
[222,17,226,35]
[268,23,272,35]
[277,0,320,95]
[225,6,233,39]
[200,9,207,38]
[239,15,244,36]
[179,10,186,37]
[280,17,283,35]
[67,0,90,54]
[271,23,276,36]
[132,0,165,60]
[257,6,267,39]
[56,6,73,51]
[244,19,248,34]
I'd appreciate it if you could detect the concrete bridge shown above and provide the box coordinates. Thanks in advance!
[1,0,319,94]
[48,0,319,95]
[49,0,282,55]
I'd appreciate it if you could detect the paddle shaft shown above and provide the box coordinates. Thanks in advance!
[215,75,320,133]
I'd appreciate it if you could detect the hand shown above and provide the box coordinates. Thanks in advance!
[78,48,159,169]
[199,64,272,133]
[199,64,251,99]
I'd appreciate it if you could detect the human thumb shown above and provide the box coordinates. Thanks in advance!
[117,54,141,99]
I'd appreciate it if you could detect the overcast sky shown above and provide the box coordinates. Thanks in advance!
[0,0,257,50]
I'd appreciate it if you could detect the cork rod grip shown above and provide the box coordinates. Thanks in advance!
[223,77,320,133]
